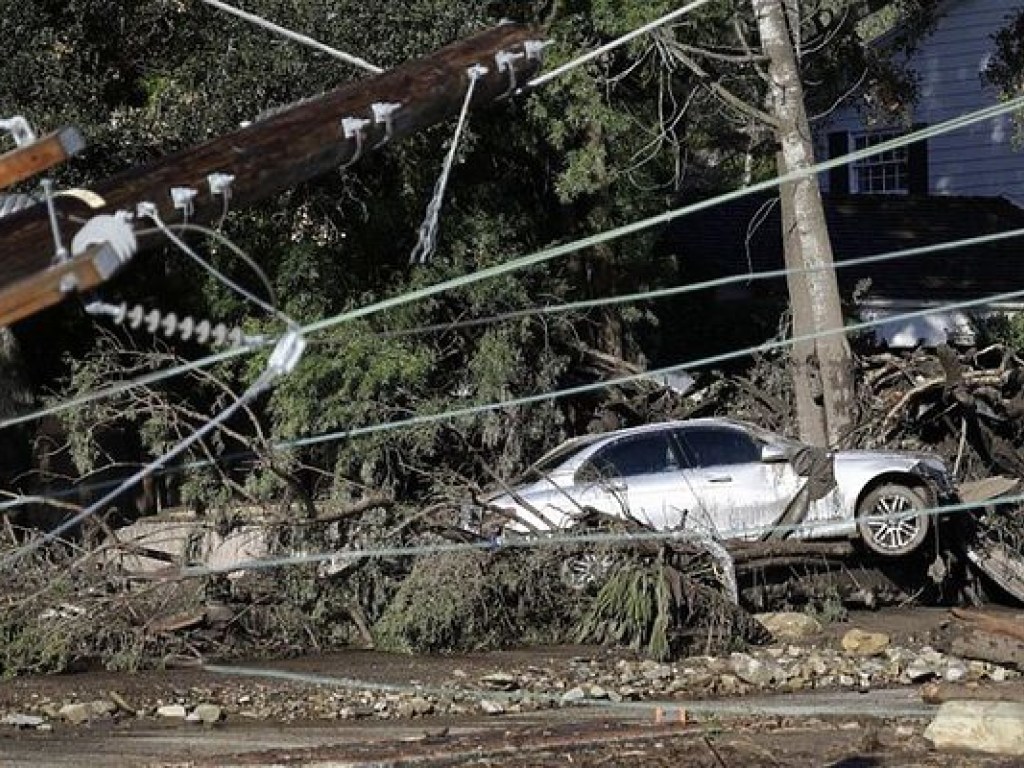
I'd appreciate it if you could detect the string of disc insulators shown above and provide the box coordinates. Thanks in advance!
[85,300,263,348]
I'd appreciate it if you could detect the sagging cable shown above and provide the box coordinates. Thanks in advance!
[139,203,297,329]
[408,64,488,266]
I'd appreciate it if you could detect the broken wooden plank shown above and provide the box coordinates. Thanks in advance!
[959,476,1021,505]
[147,609,205,635]
[921,680,1024,705]
[965,542,1024,604]
[0,128,85,190]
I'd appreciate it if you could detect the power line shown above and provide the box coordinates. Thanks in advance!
[527,0,716,88]
[6,250,1014,521]
[409,65,487,265]
[2,217,1016,517]
[300,95,1024,338]
[356,226,1024,341]
[281,279,1024,451]
[3,96,1021,436]
[200,0,382,74]
[0,344,260,433]
[144,210,297,328]
[0,368,280,570]
[0,318,310,570]
[6,211,1015,487]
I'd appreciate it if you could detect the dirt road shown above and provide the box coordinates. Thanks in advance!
[0,687,1008,767]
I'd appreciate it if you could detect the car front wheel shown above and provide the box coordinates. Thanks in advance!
[856,483,931,557]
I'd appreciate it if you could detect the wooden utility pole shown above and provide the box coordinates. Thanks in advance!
[0,24,542,322]
[752,0,854,447]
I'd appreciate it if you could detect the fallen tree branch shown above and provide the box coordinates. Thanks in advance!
[921,680,1024,704]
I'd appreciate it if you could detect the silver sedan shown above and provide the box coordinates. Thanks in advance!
[480,418,958,557]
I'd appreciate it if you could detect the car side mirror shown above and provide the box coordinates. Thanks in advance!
[760,444,788,463]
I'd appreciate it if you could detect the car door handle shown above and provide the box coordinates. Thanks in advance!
[708,475,732,483]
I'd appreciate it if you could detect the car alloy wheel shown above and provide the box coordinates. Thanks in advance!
[856,483,930,557]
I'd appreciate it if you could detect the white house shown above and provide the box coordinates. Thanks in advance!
[819,0,1024,204]
[663,1,1024,349]
[810,0,1024,346]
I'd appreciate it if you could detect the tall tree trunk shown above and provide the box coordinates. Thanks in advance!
[753,0,854,446]
[779,177,827,446]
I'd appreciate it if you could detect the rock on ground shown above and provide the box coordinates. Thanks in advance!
[924,700,1024,756]
[841,628,890,657]
[755,612,823,642]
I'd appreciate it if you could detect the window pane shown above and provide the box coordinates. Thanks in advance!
[676,427,760,467]
[585,433,678,478]
[851,130,910,194]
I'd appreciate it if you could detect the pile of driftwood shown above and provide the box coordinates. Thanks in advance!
[579,342,1024,608]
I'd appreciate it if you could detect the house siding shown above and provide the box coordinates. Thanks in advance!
[818,0,1024,203]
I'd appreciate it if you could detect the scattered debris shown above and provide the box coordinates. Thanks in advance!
[1,713,45,728]
[156,704,187,719]
[185,703,223,725]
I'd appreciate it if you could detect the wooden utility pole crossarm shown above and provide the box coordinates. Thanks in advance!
[0,23,542,300]
[0,128,85,191]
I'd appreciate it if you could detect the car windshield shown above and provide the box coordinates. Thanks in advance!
[739,421,804,453]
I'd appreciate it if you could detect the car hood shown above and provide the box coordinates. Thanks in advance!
[480,478,562,505]
[836,448,945,463]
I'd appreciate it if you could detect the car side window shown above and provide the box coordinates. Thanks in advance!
[578,432,680,481]
[674,426,760,468]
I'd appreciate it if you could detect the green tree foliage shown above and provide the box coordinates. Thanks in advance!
[985,7,1024,143]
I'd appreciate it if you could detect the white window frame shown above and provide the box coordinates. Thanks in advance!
[850,130,909,194]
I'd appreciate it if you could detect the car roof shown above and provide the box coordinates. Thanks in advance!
[525,418,776,476]
[587,417,753,439]
[537,418,757,461]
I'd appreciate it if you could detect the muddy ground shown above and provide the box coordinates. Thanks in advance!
[1,608,1021,767]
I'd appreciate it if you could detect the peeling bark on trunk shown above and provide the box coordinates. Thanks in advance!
[753,0,854,446]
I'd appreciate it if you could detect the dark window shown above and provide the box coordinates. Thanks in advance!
[581,432,680,480]
[675,426,760,467]
[850,131,909,194]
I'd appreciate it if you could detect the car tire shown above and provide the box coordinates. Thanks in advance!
[856,483,931,557]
